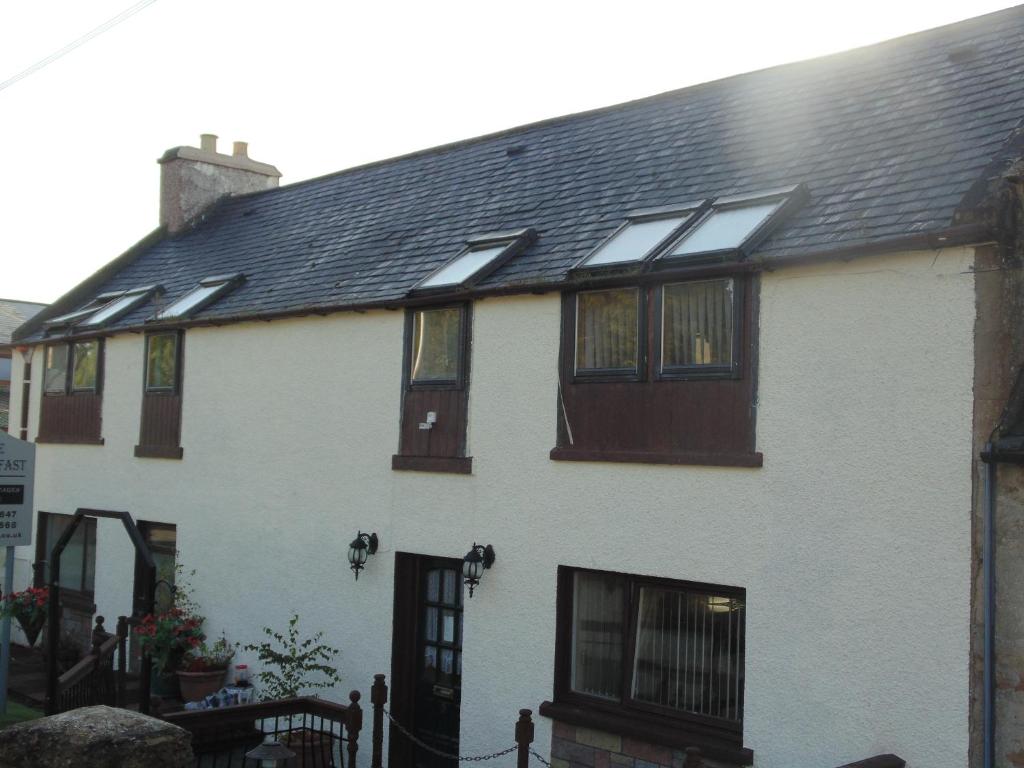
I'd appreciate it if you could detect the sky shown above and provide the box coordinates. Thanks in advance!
[1,0,1017,304]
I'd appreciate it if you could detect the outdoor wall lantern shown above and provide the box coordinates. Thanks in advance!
[347,531,379,580]
[245,735,295,767]
[462,543,496,597]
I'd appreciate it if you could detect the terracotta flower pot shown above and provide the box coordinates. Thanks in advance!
[177,668,227,702]
[16,613,45,647]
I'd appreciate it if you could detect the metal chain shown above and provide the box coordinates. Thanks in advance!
[383,707,519,762]
[529,748,551,767]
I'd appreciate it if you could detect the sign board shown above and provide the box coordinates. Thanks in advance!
[0,432,34,547]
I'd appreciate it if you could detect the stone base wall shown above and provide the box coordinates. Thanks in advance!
[549,721,733,768]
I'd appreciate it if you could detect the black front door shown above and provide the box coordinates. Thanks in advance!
[391,554,464,768]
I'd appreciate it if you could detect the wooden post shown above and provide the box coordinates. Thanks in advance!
[90,615,107,653]
[44,574,61,714]
[515,709,534,768]
[682,747,704,768]
[115,616,128,708]
[371,674,388,768]
[346,690,362,768]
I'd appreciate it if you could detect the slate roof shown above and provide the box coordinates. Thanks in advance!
[0,300,46,345]
[17,6,1024,341]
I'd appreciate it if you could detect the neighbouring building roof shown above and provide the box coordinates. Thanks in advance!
[0,300,46,346]
[16,6,1024,342]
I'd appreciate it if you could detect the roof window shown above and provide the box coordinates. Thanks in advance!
[155,274,244,320]
[413,228,536,292]
[80,286,160,328]
[574,205,703,271]
[659,185,806,263]
[44,291,126,331]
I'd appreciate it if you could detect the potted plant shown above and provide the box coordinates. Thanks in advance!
[0,586,48,647]
[134,608,204,697]
[177,634,235,702]
[245,614,342,767]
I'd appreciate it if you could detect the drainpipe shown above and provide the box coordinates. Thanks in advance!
[982,444,996,768]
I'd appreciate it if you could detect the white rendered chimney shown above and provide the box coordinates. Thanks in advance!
[158,134,281,234]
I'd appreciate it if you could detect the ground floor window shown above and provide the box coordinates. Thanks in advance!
[556,566,745,737]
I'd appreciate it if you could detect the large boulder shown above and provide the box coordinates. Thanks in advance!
[0,705,193,767]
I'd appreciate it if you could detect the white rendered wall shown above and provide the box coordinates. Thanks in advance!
[15,247,975,767]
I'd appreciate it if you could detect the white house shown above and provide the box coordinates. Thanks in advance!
[7,8,1024,768]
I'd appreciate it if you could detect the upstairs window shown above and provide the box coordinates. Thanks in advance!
[145,332,180,393]
[136,332,184,459]
[71,341,99,392]
[658,279,736,376]
[393,304,472,474]
[38,341,104,445]
[156,274,244,320]
[575,288,640,376]
[412,229,536,293]
[555,275,758,466]
[410,307,463,385]
[43,345,69,394]
[43,341,100,395]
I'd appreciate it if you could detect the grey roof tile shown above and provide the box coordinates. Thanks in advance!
[21,7,1024,339]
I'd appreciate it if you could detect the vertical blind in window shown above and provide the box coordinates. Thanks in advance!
[631,586,744,722]
[662,279,734,369]
[571,571,624,700]
[575,288,639,373]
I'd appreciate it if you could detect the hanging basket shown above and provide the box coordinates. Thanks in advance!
[16,613,45,647]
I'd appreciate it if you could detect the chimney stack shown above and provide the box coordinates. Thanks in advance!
[159,134,281,234]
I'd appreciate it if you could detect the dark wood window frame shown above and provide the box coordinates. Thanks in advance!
[652,278,743,381]
[552,272,762,467]
[37,339,105,445]
[135,331,185,460]
[392,304,473,474]
[572,287,646,383]
[541,566,753,766]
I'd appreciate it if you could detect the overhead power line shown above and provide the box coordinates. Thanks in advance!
[0,0,157,93]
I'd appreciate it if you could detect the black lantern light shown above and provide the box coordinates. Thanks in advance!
[245,735,295,767]
[462,543,495,597]
[347,531,379,580]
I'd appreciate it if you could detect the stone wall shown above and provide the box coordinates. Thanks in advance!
[549,722,732,768]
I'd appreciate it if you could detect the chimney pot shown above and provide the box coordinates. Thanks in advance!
[159,134,281,234]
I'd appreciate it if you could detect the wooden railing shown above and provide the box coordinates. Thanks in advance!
[163,692,362,767]
[164,672,905,768]
[47,615,128,715]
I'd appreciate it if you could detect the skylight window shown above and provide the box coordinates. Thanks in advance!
[412,228,536,292]
[155,274,244,320]
[575,205,702,270]
[660,186,806,262]
[44,292,125,330]
[420,244,507,289]
[667,201,781,256]
[81,286,159,328]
